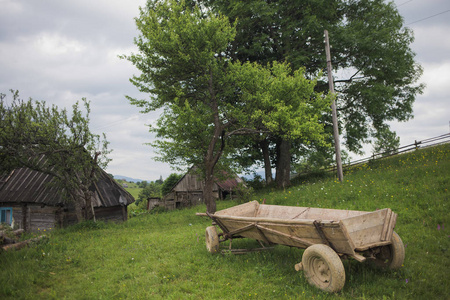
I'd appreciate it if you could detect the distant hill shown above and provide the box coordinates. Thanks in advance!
[113,175,147,183]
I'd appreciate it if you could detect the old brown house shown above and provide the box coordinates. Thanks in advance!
[0,167,134,232]
[162,167,244,210]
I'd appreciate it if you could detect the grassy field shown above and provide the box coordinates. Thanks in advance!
[1,144,448,299]
[115,180,141,199]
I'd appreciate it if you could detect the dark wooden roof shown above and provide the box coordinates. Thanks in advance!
[215,176,244,191]
[0,167,134,207]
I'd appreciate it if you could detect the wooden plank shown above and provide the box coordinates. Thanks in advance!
[344,210,388,233]
[380,209,392,241]
[338,220,356,254]
[341,209,390,248]
[227,223,257,236]
[385,212,397,242]
[214,201,259,218]
[222,247,275,255]
[216,215,339,226]
[256,225,314,248]
[350,224,385,248]
[350,253,366,262]
[255,204,367,221]
[355,240,393,251]
[313,220,333,248]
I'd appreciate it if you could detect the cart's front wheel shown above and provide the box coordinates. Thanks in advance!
[302,244,345,293]
[373,231,405,269]
[205,226,219,254]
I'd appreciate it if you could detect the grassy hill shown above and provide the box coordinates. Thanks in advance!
[1,144,448,299]
[115,179,142,200]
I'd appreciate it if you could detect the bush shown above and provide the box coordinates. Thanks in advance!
[244,174,265,190]
[235,182,254,204]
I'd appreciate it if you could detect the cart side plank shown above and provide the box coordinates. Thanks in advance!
[340,208,396,248]
[255,205,367,221]
[217,218,357,256]
[214,201,260,218]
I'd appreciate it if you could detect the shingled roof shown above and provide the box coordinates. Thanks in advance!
[0,167,134,208]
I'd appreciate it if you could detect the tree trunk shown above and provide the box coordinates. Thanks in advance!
[260,139,273,185]
[203,67,225,214]
[74,197,84,223]
[275,138,291,188]
[83,189,96,221]
[204,168,216,214]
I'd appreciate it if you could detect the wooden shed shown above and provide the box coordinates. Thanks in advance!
[163,167,244,210]
[0,167,134,232]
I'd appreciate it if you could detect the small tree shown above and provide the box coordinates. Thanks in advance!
[140,180,148,189]
[161,173,183,196]
[136,181,162,205]
[0,90,111,222]
[372,126,400,156]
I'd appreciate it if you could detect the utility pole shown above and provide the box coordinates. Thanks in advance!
[324,30,344,182]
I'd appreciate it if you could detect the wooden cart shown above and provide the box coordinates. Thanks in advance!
[198,201,405,293]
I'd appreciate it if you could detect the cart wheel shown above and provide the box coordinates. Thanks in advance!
[373,231,405,269]
[205,226,219,254]
[302,244,345,293]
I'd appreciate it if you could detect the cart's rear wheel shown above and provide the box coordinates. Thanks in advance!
[205,226,219,254]
[373,231,405,269]
[302,244,345,293]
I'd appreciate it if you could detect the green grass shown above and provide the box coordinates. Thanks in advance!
[116,180,144,215]
[125,186,142,199]
[1,144,448,299]
[115,180,142,199]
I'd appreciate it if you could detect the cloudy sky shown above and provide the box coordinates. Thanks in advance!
[1,0,449,181]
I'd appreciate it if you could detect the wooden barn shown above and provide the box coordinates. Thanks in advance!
[0,167,134,232]
[163,167,245,210]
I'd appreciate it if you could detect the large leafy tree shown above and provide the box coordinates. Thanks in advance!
[0,91,111,222]
[199,0,424,182]
[123,0,330,212]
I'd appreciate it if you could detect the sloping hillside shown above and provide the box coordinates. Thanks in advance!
[0,144,448,299]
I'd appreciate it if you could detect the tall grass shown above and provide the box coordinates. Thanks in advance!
[0,144,448,299]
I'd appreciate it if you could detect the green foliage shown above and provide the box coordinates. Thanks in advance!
[372,126,401,156]
[244,174,266,191]
[0,90,111,221]
[202,0,424,152]
[229,61,331,142]
[161,173,183,196]
[0,145,448,299]
[140,180,148,189]
[136,181,161,204]
[198,0,424,177]
[234,182,254,204]
[122,0,331,198]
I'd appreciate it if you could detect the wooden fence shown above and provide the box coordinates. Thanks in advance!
[323,133,450,175]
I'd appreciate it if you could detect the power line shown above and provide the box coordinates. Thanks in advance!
[406,9,450,25]
[93,115,139,131]
[397,0,413,8]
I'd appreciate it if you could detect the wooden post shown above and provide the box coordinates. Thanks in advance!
[324,30,344,182]
[121,205,127,221]
[22,204,28,232]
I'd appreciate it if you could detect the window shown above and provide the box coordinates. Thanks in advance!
[0,207,13,225]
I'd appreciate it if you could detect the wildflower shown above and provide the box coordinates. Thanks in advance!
[406,279,409,284]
